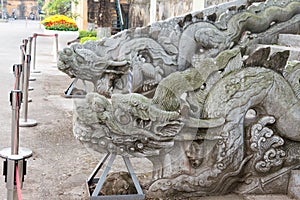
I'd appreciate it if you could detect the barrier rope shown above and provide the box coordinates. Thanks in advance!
[33,33,57,38]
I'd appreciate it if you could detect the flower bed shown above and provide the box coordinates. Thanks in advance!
[41,15,78,31]
[41,15,79,51]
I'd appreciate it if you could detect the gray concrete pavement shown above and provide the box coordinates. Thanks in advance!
[0,20,39,133]
[0,20,296,200]
[0,19,94,200]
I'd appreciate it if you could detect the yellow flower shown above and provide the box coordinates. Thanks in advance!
[41,15,78,31]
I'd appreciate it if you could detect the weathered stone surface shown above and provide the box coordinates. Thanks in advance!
[279,34,300,47]
[288,170,300,199]
[58,0,300,198]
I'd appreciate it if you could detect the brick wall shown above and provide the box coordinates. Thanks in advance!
[6,0,38,19]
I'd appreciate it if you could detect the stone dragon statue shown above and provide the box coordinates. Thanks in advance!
[58,0,300,198]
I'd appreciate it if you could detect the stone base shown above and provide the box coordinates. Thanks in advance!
[19,118,38,127]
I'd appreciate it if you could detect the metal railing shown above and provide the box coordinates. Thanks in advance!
[115,0,124,30]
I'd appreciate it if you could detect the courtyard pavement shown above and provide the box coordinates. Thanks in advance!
[0,20,296,200]
[0,19,97,200]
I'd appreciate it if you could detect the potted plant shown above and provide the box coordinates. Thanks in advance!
[41,15,79,50]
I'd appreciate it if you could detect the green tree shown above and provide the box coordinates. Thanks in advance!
[38,0,45,7]
[43,0,78,17]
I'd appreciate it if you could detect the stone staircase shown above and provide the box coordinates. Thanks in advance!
[258,33,300,62]
[253,33,300,200]
[278,34,300,61]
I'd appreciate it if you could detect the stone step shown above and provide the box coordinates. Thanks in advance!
[257,44,300,62]
[278,34,300,48]
[288,170,300,200]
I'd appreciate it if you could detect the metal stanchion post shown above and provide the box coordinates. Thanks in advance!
[10,91,22,155]
[20,44,25,66]
[31,33,40,73]
[6,157,17,200]
[8,90,22,200]
[27,37,32,54]
[12,64,23,91]
[27,36,36,81]
[19,53,37,127]
[1,150,32,200]
[0,91,32,200]
[32,33,36,71]
[20,39,28,90]
[26,37,34,91]
[54,33,58,62]
[22,39,28,64]
[19,42,26,93]
[22,39,28,52]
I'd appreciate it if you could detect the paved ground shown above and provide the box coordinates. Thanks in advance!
[0,20,296,200]
[0,19,100,200]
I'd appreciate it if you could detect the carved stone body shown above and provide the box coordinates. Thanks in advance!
[58,0,300,198]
